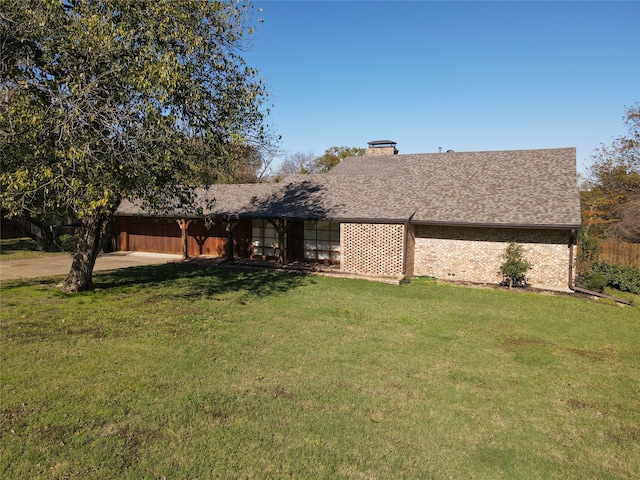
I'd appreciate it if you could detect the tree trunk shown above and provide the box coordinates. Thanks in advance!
[60,213,109,292]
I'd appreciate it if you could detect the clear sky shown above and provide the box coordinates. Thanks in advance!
[243,1,640,174]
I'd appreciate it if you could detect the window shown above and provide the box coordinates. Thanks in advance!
[304,221,340,262]
[251,219,279,258]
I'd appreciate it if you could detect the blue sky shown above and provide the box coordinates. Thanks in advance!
[244,1,640,174]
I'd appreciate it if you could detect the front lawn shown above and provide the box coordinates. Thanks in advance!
[1,265,638,479]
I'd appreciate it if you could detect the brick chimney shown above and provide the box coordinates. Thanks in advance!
[366,140,398,155]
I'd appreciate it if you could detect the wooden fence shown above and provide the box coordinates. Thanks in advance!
[1,217,36,239]
[600,241,640,267]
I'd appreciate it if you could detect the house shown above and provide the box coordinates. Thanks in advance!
[113,142,582,289]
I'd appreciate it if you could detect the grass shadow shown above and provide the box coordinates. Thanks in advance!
[0,237,67,261]
[0,238,39,255]
[93,262,314,299]
[0,276,62,291]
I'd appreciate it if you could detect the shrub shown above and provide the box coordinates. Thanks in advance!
[573,230,639,294]
[575,271,607,293]
[499,243,532,288]
[36,235,57,252]
[576,229,601,266]
[592,261,640,295]
[58,234,77,253]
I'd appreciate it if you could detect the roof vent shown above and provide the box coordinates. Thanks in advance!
[366,140,398,155]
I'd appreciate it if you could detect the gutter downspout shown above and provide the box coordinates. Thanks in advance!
[567,229,631,305]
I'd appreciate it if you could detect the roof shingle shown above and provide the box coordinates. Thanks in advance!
[116,147,581,228]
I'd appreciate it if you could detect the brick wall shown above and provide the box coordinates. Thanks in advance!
[341,223,405,277]
[413,226,572,289]
[365,146,397,156]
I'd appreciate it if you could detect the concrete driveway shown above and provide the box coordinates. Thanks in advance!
[0,252,182,281]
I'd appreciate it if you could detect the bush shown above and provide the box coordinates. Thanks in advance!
[58,234,77,253]
[574,230,640,295]
[36,235,56,252]
[575,271,607,293]
[592,261,640,295]
[499,243,532,288]
[576,229,601,266]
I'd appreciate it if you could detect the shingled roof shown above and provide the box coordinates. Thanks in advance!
[116,147,581,229]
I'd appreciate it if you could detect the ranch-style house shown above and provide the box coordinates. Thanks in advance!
[113,141,582,289]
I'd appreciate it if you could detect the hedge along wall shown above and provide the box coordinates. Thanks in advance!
[341,223,406,278]
[413,226,572,289]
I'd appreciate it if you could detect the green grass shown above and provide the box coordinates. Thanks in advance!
[0,238,68,261]
[1,264,639,479]
[603,287,640,305]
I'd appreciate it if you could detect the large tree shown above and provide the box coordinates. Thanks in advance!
[212,140,278,184]
[275,151,318,177]
[583,104,640,242]
[314,145,365,173]
[0,0,272,291]
[274,146,365,178]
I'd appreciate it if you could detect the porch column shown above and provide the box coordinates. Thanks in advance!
[268,219,287,264]
[177,219,192,259]
[225,220,238,260]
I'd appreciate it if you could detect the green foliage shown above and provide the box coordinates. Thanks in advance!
[1,0,272,290]
[575,230,640,294]
[35,235,56,252]
[30,231,76,252]
[57,233,76,253]
[499,242,532,288]
[583,104,640,242]
[1,0,270,218]
[314,146,365,173]
[574,229,604,292]
[575,271,607,293]
[576,228,601,266]
[592,261,640,295]
[275,146,365,177]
